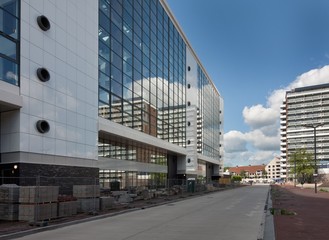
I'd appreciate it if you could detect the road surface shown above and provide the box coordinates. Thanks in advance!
[14,185,269,240]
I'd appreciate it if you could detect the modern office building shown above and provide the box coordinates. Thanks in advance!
[281,83,329,180]
[0,0,224,188]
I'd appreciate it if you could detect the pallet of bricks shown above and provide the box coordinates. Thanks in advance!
[0,184,20,221]
[19,186,59,222]
[73,185,100,213]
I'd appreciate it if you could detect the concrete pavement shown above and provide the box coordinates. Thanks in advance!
[8,185,271,240]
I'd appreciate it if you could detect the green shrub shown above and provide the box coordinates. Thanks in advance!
[231,175,242,182]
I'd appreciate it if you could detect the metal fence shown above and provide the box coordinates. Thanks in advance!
[0,176,228,223]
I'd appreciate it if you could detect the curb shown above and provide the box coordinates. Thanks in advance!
[257,187,275,240]
[257,188,275,240]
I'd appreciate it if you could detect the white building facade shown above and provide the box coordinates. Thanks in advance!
[281,84,329,180]
[0,0,224,188]
[265,157,281,181]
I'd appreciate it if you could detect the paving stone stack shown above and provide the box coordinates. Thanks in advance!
[18,186,59,221]
[58,201,78,217]
[99,196,115,211]
[0,184,20,221]
[73,185,100,213]
[57,195,78,218]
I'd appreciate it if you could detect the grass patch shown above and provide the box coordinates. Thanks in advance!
[270,208,297,216]
[320,188,329,192]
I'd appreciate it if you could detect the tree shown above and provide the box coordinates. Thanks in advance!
[231,175,242,182]
[240,170,247,179]
[288,148,314,185]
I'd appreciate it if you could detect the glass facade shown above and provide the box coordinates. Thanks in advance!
[97,0,223,187]
[99,170,167,189]
[98,136,167,165]
[197,66,221,159]
[98,0,186,146]
[0,0,19,86]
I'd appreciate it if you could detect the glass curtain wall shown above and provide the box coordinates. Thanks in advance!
[99,170,167,189]
[197,66,221,159]
[98,0,186,146]
[0,0,19,86]
[98,137,167,165]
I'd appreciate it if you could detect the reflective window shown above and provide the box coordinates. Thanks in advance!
[0,34,16,59]
[98,0,186,147]
[0,8,18,38]
[0,56,17,85]
[196,66,221,159]
[0,0,19,86]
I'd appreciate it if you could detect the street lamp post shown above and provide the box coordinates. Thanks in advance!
[303,123,324,194]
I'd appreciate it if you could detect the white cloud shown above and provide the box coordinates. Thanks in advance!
[225,65,329,167]
[290,65,329,89]
[242,104,278,130]
[224,151,253,167]
[248,151,278,165]
[245,129,280,151]
[224,130,247,153]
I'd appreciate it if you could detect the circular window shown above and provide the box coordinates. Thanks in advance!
[37,68,50,82]
[36,120,50,133]
[187,158,191,163]
[187,140,191,145]
[37,15,51,31]
[187,122,191,126]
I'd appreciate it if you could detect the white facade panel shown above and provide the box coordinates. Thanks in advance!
[14,0,99,166]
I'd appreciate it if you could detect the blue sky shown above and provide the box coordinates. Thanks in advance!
[167,0,329,166]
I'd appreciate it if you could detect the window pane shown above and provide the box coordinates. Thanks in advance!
[99,0,110,17]
[99,88,109,103]
[99,56,110,76]
[0,8,18,38]
[99,11,110,32]
[0,34,16,60]
[0,56,18,85]
[111,66,122,83]
[112,80,122,97]
[99,27,110,45]
[99,40,110,61]
[99,71,110,90]
[0,0,18,16]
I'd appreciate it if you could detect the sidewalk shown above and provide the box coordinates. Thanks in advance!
[271,184,329,240]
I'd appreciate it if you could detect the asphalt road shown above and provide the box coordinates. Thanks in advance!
[14,185,269,240]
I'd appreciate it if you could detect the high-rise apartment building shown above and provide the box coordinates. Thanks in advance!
[281,83,329,180]
[0,0,224,188]
[280,100,287,179]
